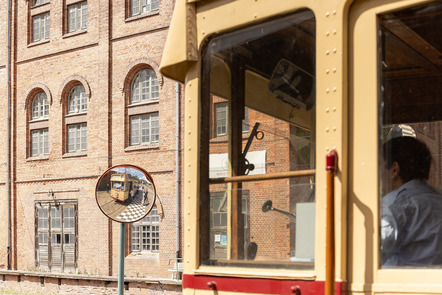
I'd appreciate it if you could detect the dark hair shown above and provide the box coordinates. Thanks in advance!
[383,136,432,182]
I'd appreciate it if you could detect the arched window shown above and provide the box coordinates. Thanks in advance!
[130,68,159,104]
[131,205,159,252]
[32,92,49,120]
[68,84,87,114]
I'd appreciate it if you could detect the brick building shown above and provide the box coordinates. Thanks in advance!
[0,0,184,289]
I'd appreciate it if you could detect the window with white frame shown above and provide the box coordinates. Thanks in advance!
[67,123,87,153]
[130,0,159,17]
[32,92,49,120]
[33,0,49,6]
[215,102,228,136]
[68,85,87,114]
[33,12,50,42]
[130,113,159,146]
[131,205,159,252]
[215,102,249,136]
[68,1,87,33]
[130,69,159,104]
[32,128,49,157]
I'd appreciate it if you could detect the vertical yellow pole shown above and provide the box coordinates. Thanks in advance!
[326,150,337,295]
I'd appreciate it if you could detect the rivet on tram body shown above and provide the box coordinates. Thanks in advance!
[326,147,330,151]
[333,30,337,35]
[333,48,337,53]
[333,107,337,112]
[326,11,330,17]
[202,31,205,35]
[333,87,337,92]
[325,108,330,113]
[326,69,330,74]
[326,127,330,132]
[187,227,191,231]
[326,88,330,94]
[333,126,337,131]
[187,259,190,263]
[187,243,190,247]
[326,31,330,36]
[326,50,330,55]
[333,68,337,73]
[187,211,191,215]
[254,13,258,19]
[333,145,337,150]
[333,10,337,15]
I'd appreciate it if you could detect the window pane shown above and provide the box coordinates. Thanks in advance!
[202,10,316,269]
[131,205,159,253]
[68,2,87,33]
[379,2,442,268]
[67,123,87,152]
[130,69,159,104]
[130,113,159,146]
[31,128,49,157]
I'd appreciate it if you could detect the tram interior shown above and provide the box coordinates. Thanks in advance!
[200,2,441,269]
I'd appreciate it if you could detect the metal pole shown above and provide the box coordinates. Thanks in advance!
[118,223,125,295]
[6,0,12,270]
[325,150,337,295]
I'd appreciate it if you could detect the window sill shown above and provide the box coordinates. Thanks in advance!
[125,144,159,152]
[29,118,49,123]
[28,39,50,48]
[127,252,159,260]
[27,155,49,162]
[63,29,88,39]
[125,10,160,22]
[65,112,87,117]
[62,151,87,158]
[128,100,159,108]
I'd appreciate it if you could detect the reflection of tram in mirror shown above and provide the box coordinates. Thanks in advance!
[96,165,156,223]
[110,173,140,202]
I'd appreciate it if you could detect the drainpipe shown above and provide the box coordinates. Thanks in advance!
[6,0,12,270]
[175,82,181,259]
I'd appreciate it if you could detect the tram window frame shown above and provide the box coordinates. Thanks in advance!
[377,2,442,269]
[199,9,316,270]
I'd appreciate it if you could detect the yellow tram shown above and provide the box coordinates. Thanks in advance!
[160,0,441,294]
[110,173,139,202]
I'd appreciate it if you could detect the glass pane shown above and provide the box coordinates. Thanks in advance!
[379,2,442,268]
[201,10,316,269]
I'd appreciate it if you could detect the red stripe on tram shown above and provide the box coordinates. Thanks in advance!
[183,274,346,295]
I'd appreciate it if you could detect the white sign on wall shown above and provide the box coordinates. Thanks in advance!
[209,150,266,178]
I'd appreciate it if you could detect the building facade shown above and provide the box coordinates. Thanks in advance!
[0,0,183,285]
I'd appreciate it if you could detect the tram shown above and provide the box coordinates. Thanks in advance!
[160,0,441,294]
[110,173,139,202]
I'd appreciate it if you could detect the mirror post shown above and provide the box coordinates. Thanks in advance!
[118,223,125,295]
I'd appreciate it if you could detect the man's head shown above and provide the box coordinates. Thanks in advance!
[383,136,432,183]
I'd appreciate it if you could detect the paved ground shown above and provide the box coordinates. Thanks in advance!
[96,187,155,222]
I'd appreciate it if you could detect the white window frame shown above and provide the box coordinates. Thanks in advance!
[32,92,49,120]
[68,1,87,33]
[215,102,228,136]
[31,128,49,157]
[130,113,159,146]
[67,123,87,153]
[130,0,159,17]
[32,12,50,42]
[68,85,87,114]
[131,205,159,252]
[130,69,159,104]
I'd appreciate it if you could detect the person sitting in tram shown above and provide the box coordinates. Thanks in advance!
[381,136,442,266]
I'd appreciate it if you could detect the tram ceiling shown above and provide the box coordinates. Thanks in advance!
[380,7,442,124]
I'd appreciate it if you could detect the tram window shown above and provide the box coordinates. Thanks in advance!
[200,10,316,269]
[379,2,442,268]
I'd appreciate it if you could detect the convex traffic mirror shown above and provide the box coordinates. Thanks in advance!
[96,165,156,223]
